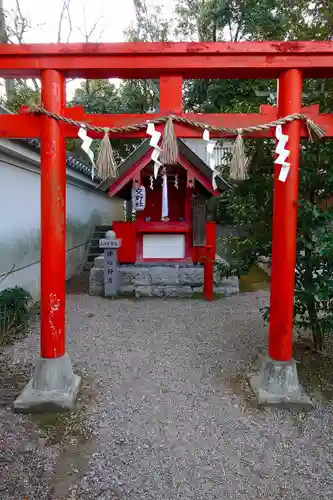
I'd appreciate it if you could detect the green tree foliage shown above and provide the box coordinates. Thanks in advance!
[215,0,333,350]
[1,83,40,113]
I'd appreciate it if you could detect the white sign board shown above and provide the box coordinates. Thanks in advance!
[99,238,122,249]
[143,234,185,259]
[132,185,146,211]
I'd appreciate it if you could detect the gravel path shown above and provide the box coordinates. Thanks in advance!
[1,292,333,499]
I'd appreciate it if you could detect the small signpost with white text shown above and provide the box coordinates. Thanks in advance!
[99,232,122,297]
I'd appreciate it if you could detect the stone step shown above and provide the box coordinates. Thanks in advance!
[83,261,94,271]
[89,240,101,249]
[94,225,113,232]
[91,232,111,239]
[87,251,103,262]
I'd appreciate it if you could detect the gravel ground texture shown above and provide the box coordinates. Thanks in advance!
[1,291,333,499]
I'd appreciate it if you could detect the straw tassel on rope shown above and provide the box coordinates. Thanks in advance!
[229,129,248,181]
[160,116,179,165]
[96,128,118,180]
[305,118,326,142]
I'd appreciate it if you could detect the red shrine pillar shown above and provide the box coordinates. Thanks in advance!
[269,69,302,362]
[14,70,80,413]
[40,69,66,359]
[249,69,312,408]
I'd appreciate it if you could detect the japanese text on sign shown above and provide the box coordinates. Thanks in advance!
[99,239,121,249]
[132,186,146,211]
[106,249,115,284]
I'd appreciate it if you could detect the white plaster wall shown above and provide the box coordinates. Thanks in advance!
[0,142,124,299]
[182,139,234,167]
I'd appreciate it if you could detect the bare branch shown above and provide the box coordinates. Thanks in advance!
[78,16,104,43]
[66,3,72,43]
[15,0,28,43]
[57,0,72,43]
[78,2,104,43]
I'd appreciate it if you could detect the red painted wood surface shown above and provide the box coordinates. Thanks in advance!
[203,222,216,301]
[5,105,331,140]
[1,42,333,79]
[113,221,137,264]
[136,221,190,233]
[135,172,192,262]
[160,76,183,114]
[185,183,193,261]
[192,222,217,263]
[40,70,66,359]
[107,149,152,197]
[179,156,218,196]
[137,180,186,223]
[269,70,302,362]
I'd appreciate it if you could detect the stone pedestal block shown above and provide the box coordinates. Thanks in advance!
[248,356,313,410]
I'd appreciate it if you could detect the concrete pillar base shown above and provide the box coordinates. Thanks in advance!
[13,353,81,413]
[248,355,313,410]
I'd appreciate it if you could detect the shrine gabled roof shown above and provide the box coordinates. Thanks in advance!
[97,138,231,195]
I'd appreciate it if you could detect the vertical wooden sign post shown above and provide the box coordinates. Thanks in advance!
[99,233,122,297]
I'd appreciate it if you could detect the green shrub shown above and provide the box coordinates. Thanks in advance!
[0,287,32,345]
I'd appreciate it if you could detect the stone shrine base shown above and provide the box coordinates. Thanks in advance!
[89,255,239,298]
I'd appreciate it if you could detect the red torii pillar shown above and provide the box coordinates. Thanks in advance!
[249,69,312,409]
[14,70,80,413]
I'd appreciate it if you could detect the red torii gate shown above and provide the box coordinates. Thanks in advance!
[4,41,333,411]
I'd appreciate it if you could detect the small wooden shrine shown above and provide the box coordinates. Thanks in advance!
[100,139,230,264]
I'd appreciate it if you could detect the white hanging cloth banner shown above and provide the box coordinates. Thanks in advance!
[147,121,163,179]
[275,125,290,182]
[203,128,219,190]
[162,173,168,218]
[78,126,96,180]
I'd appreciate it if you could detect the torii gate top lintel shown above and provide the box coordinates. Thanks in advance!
[0,41,333,79]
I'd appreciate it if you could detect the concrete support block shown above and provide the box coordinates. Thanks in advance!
[164,286,193,297]
[248,356,313,410]
[120,285,135,295]
[94,255,104,269]
[151,287,167,297]
[89,267,104,296]
[149,266,179,285]
[220,276,240,288]
[214,286,239,297]
[13,353,81,413]
[119,266,150,286]
[135,286,163,298]
[178,267,204,285]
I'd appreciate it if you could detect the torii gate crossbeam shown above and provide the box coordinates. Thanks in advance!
[2,42,324,412]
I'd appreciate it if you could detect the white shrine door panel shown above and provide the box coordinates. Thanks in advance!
[143,234,185,259]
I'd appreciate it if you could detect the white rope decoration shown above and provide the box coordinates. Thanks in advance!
[147,121,162,179]
[275,125,290,182]
[203,128,219,190]
[78,126,95,179]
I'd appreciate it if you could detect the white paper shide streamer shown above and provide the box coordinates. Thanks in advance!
[78,126,96,179]
[275,125,290,182]
[146,121,162,179]
[162,172,168,219]
[203,128,219,190]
